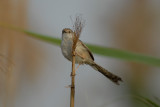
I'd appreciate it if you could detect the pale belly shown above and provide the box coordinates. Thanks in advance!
[61,39,85,64]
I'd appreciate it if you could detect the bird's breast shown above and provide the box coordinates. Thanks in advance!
[61,37,73,61]
[61,35,85,64]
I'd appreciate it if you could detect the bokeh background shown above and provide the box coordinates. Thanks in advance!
[0,0,160,107]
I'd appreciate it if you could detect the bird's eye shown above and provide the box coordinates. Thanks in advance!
[68,31,71,33]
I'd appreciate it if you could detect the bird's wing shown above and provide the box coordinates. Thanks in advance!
[78,40,94,61]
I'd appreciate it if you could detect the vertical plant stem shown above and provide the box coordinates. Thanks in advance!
[70,51,76,107]
[70,32,77,107]
[70,15,85,107]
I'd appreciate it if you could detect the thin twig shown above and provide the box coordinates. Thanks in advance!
[70,15,85,107]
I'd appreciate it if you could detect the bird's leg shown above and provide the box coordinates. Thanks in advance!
[75,52,85,72]
[75,64,81,72]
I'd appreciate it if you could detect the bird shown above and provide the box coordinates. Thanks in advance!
[61,28,122,85]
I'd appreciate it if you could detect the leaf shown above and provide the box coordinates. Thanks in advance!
[24,30,61,46]
[1,24,160,67]
[133,95,160,107]
[23,31,160,67]
[87,44,160,66]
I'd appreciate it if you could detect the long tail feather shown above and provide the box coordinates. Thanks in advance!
[88,61,122,85]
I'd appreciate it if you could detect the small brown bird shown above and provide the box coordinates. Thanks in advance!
[61,28,122,85]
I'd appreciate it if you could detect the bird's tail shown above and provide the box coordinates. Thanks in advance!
[87,61,122,85]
